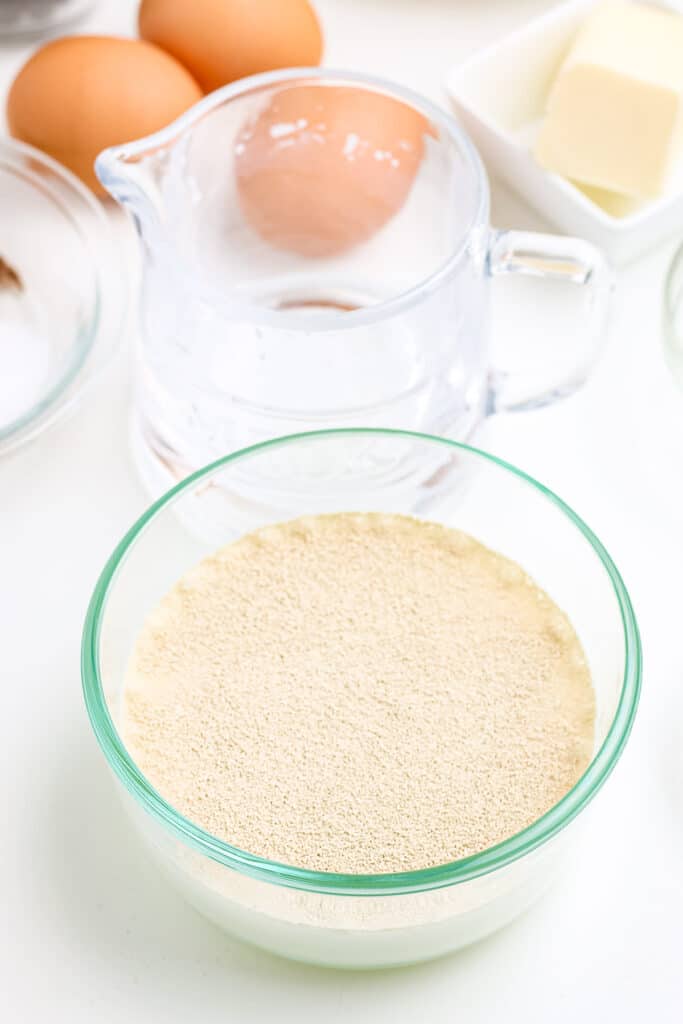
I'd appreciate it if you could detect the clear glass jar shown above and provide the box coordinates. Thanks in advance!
[96,69,612,498]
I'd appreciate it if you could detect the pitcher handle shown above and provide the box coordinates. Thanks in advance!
[486,229,613,413]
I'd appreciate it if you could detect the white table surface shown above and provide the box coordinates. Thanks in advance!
[2,0,682,1019]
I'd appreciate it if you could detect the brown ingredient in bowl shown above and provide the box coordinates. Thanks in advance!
[122,512,595,874]
[0,257,22,291]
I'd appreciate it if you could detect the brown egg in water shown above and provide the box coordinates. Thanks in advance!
[234,86,431,258]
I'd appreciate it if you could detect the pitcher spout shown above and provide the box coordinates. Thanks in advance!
[95,141,168,238]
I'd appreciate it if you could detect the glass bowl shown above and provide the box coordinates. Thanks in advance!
[0,138,123,456]
[0,0,96,38]
[663,240,683,392]
[82,429,641,969]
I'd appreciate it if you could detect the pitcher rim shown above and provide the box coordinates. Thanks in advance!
[95,67,491,329]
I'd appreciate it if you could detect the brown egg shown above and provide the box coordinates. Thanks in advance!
[7,36,202,193]
[234,86,429,258]
[139,0,323,94]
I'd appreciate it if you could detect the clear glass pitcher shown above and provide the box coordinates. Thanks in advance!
[96,69,611,494]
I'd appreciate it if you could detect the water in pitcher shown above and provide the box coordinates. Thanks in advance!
[134,263,489,485]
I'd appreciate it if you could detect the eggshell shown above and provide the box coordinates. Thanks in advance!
[7,36,203,193]
[235,85,429,258]
[139,0,323,94]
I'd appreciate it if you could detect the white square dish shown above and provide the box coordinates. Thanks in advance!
[446,0,683,264]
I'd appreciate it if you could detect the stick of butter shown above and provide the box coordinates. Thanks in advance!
[534,1,683,198]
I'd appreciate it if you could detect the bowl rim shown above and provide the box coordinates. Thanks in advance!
[81,427,641,895]
[0,137,124,455]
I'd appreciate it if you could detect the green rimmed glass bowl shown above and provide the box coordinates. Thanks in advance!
[82,428,640,968]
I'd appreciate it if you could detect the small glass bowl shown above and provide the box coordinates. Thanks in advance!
[82,429,641,969]
[0,139,123,456]
[663,241,683,392]
[0,0,95,38]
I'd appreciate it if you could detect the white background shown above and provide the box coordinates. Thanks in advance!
[2,0,682,1019]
